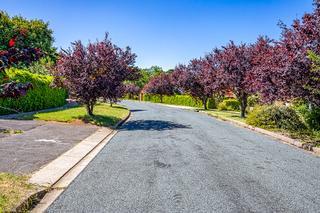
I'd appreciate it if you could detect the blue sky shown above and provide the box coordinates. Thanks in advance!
[1,0,314,70]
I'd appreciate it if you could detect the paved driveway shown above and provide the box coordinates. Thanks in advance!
[47,100,320,213]
[0,119,98,174]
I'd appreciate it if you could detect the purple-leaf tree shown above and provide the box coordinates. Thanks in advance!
[143,73,175,103]
[124,83,140,99]
[273,0,320,106]
[214,41,253,118]
[172,58,218,109]
[248,37,291,103]
[55,34,136,115]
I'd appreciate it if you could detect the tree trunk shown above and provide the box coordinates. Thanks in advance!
[86,103,93,116]
[160,94,163,103]
[240,93,248,118]
[202,97,208,110]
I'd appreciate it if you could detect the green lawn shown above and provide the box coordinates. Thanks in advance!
[201,109,246,123]
[20,103,129,127]
[0,173,35,212]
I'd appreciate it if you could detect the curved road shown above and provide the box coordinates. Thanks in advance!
[47,100,320,213]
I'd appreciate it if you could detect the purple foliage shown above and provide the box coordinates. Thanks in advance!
[213,41,253,117]
[124,83,140,99]
[54,34,137,115]
[172,58,218,109]
[143,73,175,103]
[0,81,32,98]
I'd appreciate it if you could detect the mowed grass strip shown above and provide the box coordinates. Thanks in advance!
[202,109,245,123]
[22,103,129,127]
[0,173,35,212]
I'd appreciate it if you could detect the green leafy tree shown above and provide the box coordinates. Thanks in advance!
[307,50,320,106]
[0,10,55,99]
[134,66,164,88]
[0,10,56,58]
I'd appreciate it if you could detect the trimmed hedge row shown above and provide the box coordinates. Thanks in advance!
[143,94,217,109]
[217,99,240,111]
[0,68,67,115]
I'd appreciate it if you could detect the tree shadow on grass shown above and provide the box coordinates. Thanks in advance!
[120,120,191,131]
[107,105,127,110]
[79,115,121,127]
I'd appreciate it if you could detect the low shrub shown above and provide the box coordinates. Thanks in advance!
[246,105,306,131]
[295,104,320,130]
[247,95,260,107]
[207,97,217,109]
[143,94,216,109]
[0,68,67,115]
[217,99,240,111]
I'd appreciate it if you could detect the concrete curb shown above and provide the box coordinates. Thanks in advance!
[13,110,131,212]
[201,112,320,156]
[28,127,114,187]
[113,111,131,129]
[29,110,131,187]
[31,131,119,213]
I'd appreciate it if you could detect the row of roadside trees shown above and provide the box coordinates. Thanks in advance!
[142,0,320,118]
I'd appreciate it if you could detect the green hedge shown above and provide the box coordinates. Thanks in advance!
[143,94,216,109]
[217,99,240,111]
[0,68,67,115]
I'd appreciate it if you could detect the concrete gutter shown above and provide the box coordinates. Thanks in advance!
[28,127,114,187]
[31,130,119,213]
[29,111,131,187]
[14,111,131,212]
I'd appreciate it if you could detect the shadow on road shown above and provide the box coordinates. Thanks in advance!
[121,120,191,131]
[130,109,146,112]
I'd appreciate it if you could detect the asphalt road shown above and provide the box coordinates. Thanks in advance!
[47,100,320,213]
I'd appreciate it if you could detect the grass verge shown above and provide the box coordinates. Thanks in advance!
[0,129,23,134]
[202,109,245,123]
[19,103,129,127]
[0,173,35,212]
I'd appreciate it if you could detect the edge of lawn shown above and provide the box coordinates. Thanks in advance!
[0,173,46,213]
[18,102,130,128]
